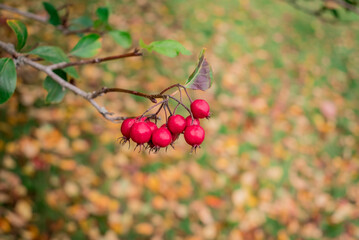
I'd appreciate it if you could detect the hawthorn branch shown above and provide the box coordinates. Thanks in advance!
[48,49,143,70]
[0,4,193,124]
[0,40,149,122]
[0,40,182,123]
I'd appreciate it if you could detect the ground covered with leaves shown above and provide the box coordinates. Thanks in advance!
[1,0,359,239]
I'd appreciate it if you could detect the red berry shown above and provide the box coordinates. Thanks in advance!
[130,122,152,144]
[168,115,186,134]
[152,128,172,148]
[184,125,205,147]
[121,118,135,139]
[136,116,147,122]
[158,124,178,144]
[146,122,158,134]
[185,116,200,127]
[190,99,210,119]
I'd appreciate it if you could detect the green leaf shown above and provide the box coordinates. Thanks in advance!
[264,217,284,235]
[29,46,68,63]
[321,221,344,238]
[139,39,148,49]
[238,142,256,155]
[141,162,165,173]
[331,9,340,19]
[96,7,109,23]
[179,218,192,234]
[109,30,132,48]
[140,39,191,57]
[185,49,213,91]
[0,58,17,104]
[28,46,79,78]
[6,20,28,51]
[43,69,67,103]
[42,2,61,26]
[70,34,101,58]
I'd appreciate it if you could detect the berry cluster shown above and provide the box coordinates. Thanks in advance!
[119,99,210,153]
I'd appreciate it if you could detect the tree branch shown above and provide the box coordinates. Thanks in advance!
[89,87,162,103]
[0,40,148,122]
[0,4,47,23]
[282,0,359,24]
[0,3,98,35]
[48,49,143,70]
[331,0,359,15]
[282,0,337,24]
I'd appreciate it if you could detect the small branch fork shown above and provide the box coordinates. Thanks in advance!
[0,40,192,123]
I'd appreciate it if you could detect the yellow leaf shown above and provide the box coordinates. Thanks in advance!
[229,229,243,240]
[0,218,11,232]
[135,223,153,235]
[146,175,160,192]
[72,139,90,152]
[59,159,77,171]
[19,137,40,158]
[15,200,32,221]
[152,195,167,210]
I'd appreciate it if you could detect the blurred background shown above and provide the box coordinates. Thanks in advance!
[1,0,359,239]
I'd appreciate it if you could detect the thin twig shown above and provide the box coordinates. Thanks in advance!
[140,99,167,118]
[165,102,173,116]
[0,4,47,23]
[173,86,182,114]
[160,83,180,94]
[282,0,337,24]
[160,83,192,103]
[163,98,168,124]
[331,0,359,15]
[283,0,359,25]
[0,3,99,35]
[181,85,193,103]
[153,103,164,124]
[48,49,143,70]
[90,87,160,103]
